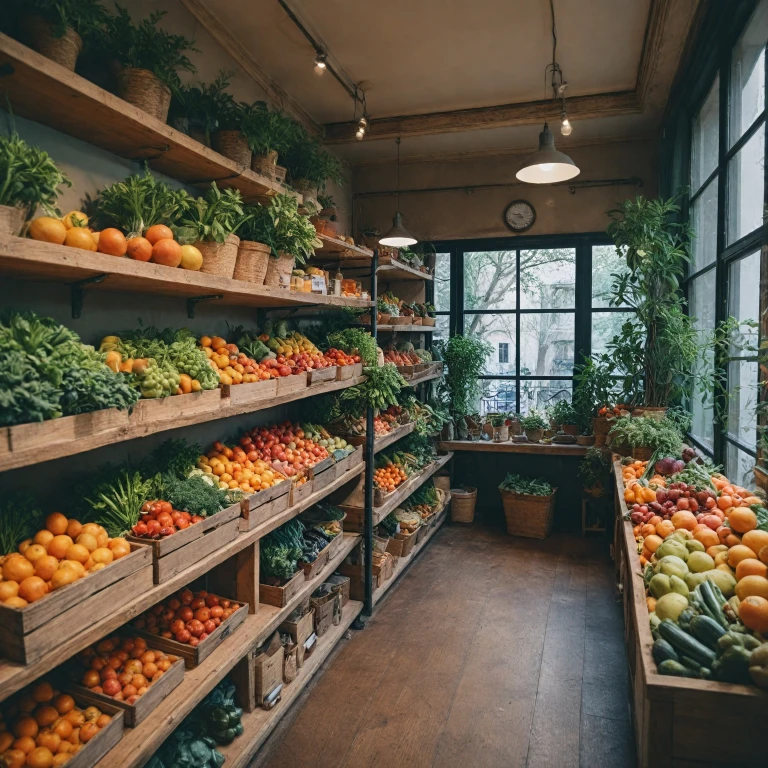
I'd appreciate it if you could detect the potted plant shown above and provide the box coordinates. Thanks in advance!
[311,194,339,238]
[9,0,107,71]
[210,97,253,168]
[520,411,547,443]
[498,473,556,538]
[169,70,232,147]
[361,226,379,250]
[0,132,70,235]
[607,415,683,460]
[505,411,522,436]
[101,7,197,122]
[176,183,249,278]
[573,355,620,446]
[548,400,577,434]
[578,447,610,496]
[491,413,509,442]
[283,127,345,207]
[242,102,297,181]
[376,296,397,324]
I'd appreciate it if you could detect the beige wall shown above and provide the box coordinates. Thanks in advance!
[351,137,659,241]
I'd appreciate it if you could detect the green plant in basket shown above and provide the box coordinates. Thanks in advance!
[548,399,575,426]
[499,473,552,496]
[434,335,492,419]
[283,127,345,191]
[7,0,108,39]
[169,70,233,145]
[176,183,249,244]
[242,102,299,157]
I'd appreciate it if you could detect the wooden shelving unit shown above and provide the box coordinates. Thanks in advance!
[0,34,294,204]
[377,262,434,282]
[406,368,443,387]
[373,421,416,453]
[93,536,362,768]
[437,440,589,456]
[313,234,373,260]
[372,324,435,333]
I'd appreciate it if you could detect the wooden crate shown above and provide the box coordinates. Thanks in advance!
[613,464,768,768]
[8,407,128,453]
[68,654,185,726]
[415,523,429,543]
[276,371,307,395]
[309,455,336,491]
[310,591,340,637]
[385,537,404,558]
[299,542,330,579]
[0,544,151,665]
[337,563,366,601]
[334,445,364,477]
[307,366,337,385]
[129,388,222,425]
[239,480,290,532]
[259,568,304,608]
[221,378,277,406]
[289,477,314,506]
[132,601,248,669]
[127,506,240,584]
[0,426,9,455]
[62,696,125,768]
[396,530,417,557]
[254,644,284,709]
[325,531,345,559]
[279,609,315,667]
[325,574,350,607]
[336,364,358,381]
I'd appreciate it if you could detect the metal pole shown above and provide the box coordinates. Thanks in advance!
[363,248,379,616]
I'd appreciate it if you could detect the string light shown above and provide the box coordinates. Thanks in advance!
[313,51,327,76]
[561,113,572,136]
[355,116,368,141]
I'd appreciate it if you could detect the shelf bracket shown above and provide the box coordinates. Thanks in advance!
[70,274,107,318]
[187,294,223,318]
[131,144,171,163]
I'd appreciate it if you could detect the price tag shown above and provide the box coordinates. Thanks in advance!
[311,276,327,294]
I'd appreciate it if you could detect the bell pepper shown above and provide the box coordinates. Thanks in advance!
[712,632,761,684]
[749,644,768,689]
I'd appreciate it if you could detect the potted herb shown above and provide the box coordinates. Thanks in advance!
[578,447,610,496]
[361,226,380,250]
[520,411,547,443]
[607,415,683,460]
[506,411,522,436]
[491,414,508,442]
[548,399,576,433]
[434,336,492,429]
[0,132,70,234]
[242,102,297,180]
[176,184,249,278]
[573,355,619,446]
[9,0,107,71]
[212,98,253,168]
[169,70,232,147]
[283,128,345,206]
[498,473,556,538]
[101,7,197,122]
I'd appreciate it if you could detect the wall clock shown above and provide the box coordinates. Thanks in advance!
[503,200,536,232]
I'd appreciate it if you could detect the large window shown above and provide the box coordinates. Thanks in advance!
[681,0,768,481]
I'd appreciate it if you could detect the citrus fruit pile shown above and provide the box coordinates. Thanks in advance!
[198,441,288,494]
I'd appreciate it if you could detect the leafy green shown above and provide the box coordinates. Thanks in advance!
[87,470,156,536]
[608,415,683,455]
[579,447,611,489]
[434,335,492,418]
[260,519,304,581]
[0,492,43,554]
[177,183,249,244]
[282,127,345,190]
[143,439,202,479]
[169,71,233,145]
[520,411,547,430]
[327,327,376,366]
[339,363,407,416]
[160,474,233,518]
[499,473,553,495]
[242,102,299,156]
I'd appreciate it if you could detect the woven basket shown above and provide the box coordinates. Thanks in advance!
[501,488,557,538]
[632,446,654,461]
[24,17,82,70]
[451,487,477,523]
[0,204,29,236]
[422,316,436,327]
[213,130,252,167]
[116,68,171,121]
[233,240,271,284]
[264,251,295,288]
[274,165,287,183]
[196,233,240,278]
[251,150,278,176]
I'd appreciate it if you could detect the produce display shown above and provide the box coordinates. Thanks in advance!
[0,679,113,767]
[0,509,131,608]
[132,589,240,647]
[339,364,408,416]
[329,405,406,439]
[130,501,206,540]
[404,481,444,521]
[372,437,434,493]
[323,348,360,367]
[326,328,377,367]
[198,442,287,493]
[72,635,180,704]
[622,455,768,687]
[260,520,304,583]
[499,474,553,495]
[384,346,423,366]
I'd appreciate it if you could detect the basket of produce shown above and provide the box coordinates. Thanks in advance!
[259,520,308,607]
[499,474,557,539]
[451,486,477,523]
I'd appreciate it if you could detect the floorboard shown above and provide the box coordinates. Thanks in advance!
[250,521,635,768]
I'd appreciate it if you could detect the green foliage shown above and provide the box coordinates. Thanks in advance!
[339,363,407,416]
[87,470,156,537]
[0,131,70,215]
[169,70,233,145]
[177,183,249,244]
[519,411,548,430]
[261,519,304,581]
[101,6,197,92]
[578,447,611,489]
[573,354,621,430]
[548,399,576,425]
[160,474,234,518]
[8,0,108,38]
[608,415,684,455]
[326,327,377,365]
[0,492,43,554]
[142,439,202,479]
[283,127,345,190]
[238,194,320,265]
[499,473,552,495]
[242,102,299,156]
[434,335,492,418]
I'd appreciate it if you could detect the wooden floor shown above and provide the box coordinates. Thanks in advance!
[251,521,636,768]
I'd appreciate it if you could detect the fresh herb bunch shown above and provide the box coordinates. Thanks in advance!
[177,183,249,244]
[260,519,304,581]
[0,132,71,216]
[578,447,611,489]
[101,6,197,93]
[87,470,156,537]
[340,363,407,416]
[608,415,684,455]
[7,0,108,38]
[398,433,436,465]
[59,360,139,416]
[242,102,298,156]
[499,473,553,495]
[169,70,233,145]
[0,492,43,554]
[237,194,320,265]
[142,438,202,480]
[520,411,548,431]
[309,502,345,521]
[399,392,449,436]
[283,128,345,190]
[89,170,190,237]
[327,328,377,366]
[408,480,439,509]
[434,335,492,418]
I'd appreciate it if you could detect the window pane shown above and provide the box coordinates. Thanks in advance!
[690,179,718,272]
[726,442,757,491]
[691,76,720,192]
[591,311,636,356]
[591,245,629,308]
[727,128,765,243]
[730,0,768,147]
[520,313,575,376]
[519,248,576,309]
[463,250,516,310]
[464,313,516,375]
[434,252,451,313]
[690,268,717,331]
[478,380,517,417]
[434,314,449,344]
[520,380,572,416]
[690,270,717,451]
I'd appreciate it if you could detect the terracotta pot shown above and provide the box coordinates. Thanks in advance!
[525,428,544,443]
[116,68,171,121]
[508,420,522,436]
[562,424,579,436]
[23,17,82,70]
[0,204,30,236]
[576,434,595,446]
[632,406,667,421]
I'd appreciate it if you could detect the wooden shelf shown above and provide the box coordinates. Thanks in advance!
[216,600,361,768]
[373,505,449,607]
[406,368,443,387]
[312,234,372,260]
[374,421,416,453]
[0,374,367,473]
[0,465,365,703]
[437,440,589,456]
[94,536,362,768]
[0,236,373,312]
[377,262,433,282]
[0,34,296,204]
[375,324,435,333]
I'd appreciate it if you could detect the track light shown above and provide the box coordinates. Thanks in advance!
[561,113,572,136]
[313,51,327,76]
[355,116,368,141]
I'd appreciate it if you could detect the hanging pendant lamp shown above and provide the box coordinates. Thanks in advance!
[379,137,417,247]
[516,122,580,184]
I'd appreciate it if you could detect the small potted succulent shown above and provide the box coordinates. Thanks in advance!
[520,411,547,443]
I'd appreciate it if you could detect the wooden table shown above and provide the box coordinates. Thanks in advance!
[437,440,589,456]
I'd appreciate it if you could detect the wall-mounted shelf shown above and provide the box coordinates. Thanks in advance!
[376,324,435,333]
[313,234,373,259]
[377,262,433,282]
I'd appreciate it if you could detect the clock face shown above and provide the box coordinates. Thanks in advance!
[504,200,536,232]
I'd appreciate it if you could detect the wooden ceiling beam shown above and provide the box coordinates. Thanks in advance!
[322,91,640,143]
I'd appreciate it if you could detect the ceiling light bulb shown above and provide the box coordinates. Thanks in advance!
[561,116,572,136]
[540,164,554,172]
[355,128,365,140]
[314,52,327,76]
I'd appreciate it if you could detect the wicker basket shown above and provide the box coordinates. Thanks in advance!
[233,240,271,284]
[251,150,278,177]
[23,17,82,71]
[632,446,654,461]
[116,68,171,121]
[422,316,437,327]
[213,130,252,167]
[196,233,240,278]
[274,165,287,183]
[500,487,557,538]
[264,251,295,288]
[0,204,29,236]
[451,487,477,523]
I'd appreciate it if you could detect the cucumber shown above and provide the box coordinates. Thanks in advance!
[657,659,698,678]
[652,638,679,666]
[658,619,717,666]
[698,581,728,628]
[689,614,727,649]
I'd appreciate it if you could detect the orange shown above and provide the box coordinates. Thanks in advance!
[643,534,663,553]
[78,723,98,744]
[13,736,35,754]
[3,748,26,768]
[739,594,768,633]
[25,746,54,768]
[50,569,78,591]
[36,732,60,754]
[0,732,13,752]
[62,212,87,229]
[0,581,19,601]
[3,596,28,608]
[46,536,73,560]
[52,755,71,766]
[742,530,768,556]
[717,495,734,511]
[91,548,113,566]
[145,224,174,244]
[735,558,768,580]
[728,544,758,568]
[32,682,54,704]
[45,514,68,536]
[34,557,59,583]
[28,217,67,244]
[61,713,82,729]
[18,577,47,604]
[151,239,182,268]
[74,534,97,554]
[126,236,152,261]
[33,530,54,548]
[3,557,34,583]
[96,228,127,257]
[735,574,768,601]
[707,544,729,560]
[65,520,82,540]
[22,545,47,565]
[13,717,38,739]
[64,545,89,565]
[51,721,72,740]
[655,520,675,538]
[671,510,697,531]
[728,507,758,533]
[34,707,58,729]
[64,228,96,252]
